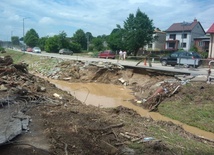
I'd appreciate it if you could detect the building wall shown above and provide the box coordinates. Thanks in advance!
[165,23,205,51]
[209,34,214,58]
[153,33,166,50]
[191,23,206,49]
[145,32,166,51]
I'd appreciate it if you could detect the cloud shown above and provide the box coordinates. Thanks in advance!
[0,0,213,40]
[39,17,55,25]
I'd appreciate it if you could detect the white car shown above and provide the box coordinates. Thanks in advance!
[33,47,41,53]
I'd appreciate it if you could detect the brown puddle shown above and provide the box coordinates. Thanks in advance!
[49,79,214,140]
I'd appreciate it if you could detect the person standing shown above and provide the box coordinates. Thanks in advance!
[123,51,127,60]
[119,50,123,60]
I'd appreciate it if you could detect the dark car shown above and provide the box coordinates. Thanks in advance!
[98,50,116,59]
[21,47,26,51]
[59,48,73,55]
[160,51,202,68]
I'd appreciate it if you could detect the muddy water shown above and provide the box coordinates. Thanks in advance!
[49,79,214,140]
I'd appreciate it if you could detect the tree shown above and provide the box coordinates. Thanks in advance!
[58,31,70,49]
[72,29,87,51]
[24,29,39,47]
[11,36,20,45]
[107,26,124,51]
[44,32,71,53]
[92,37,104,51]
[85,32,93,51]
[70,42,81,53]
[38,36,48,51]
[123,9,155,55]
[45,35,59,53]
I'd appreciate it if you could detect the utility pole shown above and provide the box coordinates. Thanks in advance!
[23,17,29,44]
[11,31,13,48]
[181,21,185,49]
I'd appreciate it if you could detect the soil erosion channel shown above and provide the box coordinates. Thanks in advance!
[48,78,214,140]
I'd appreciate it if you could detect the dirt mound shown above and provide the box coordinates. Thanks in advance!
[1,56,213,155]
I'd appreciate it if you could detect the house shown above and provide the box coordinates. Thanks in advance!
[144,29,166,51]
[165,19,205,51]
[193,35,210,52]
[207,23,214,58]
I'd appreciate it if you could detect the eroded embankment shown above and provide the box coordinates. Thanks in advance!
[32,59,214,141]
[1,54,214,154]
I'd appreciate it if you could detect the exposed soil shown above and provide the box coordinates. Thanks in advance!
[0,56,213,155]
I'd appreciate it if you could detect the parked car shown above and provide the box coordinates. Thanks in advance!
[21,47,26,51]
[32,47,41,53]
[27,47,33,52]
[98,50,116,59]
[59,48,73,55]
[160,51,202,68]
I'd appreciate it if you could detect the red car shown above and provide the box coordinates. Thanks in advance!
[98,50,116,59]
[27,48,33,52]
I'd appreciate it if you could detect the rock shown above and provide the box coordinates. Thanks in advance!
[37,86,46,92]
[118,78,126,84]
[120,147,135,155]
[0,84,7,91]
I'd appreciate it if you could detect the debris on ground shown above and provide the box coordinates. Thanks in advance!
[1,55,213,155]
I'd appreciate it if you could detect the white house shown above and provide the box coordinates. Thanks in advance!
[145,29,166,51]
[165,19,205,51]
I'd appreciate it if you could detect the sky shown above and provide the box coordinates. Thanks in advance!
[0,0,214,41]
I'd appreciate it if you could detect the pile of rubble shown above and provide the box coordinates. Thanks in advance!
[0,55,47,145]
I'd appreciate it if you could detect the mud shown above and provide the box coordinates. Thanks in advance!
[0,57,214,155]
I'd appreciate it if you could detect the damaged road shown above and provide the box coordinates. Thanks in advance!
[0,54,214,155]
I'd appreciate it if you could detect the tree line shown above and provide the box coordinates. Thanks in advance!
[11,9,156,56]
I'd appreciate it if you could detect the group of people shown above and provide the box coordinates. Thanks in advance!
[119,50,127,60]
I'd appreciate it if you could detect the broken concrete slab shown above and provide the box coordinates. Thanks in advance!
[0,107,30,145]
[190,75,207,82]
[174,75,195,81]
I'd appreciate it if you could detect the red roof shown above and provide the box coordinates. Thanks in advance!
[207,23,214,34]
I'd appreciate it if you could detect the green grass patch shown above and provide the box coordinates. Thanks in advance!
[158,96,214,132]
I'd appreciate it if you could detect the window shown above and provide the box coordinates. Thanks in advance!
[181,42,186,48]
[171,53,178,58]
[148,44,152,48]
[182,33,187,38]
[169,34,176,40]
[169,43,175,49]
[198,41,204,47]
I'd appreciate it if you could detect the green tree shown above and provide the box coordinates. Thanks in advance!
[44,32,72,53]
[24,29,39,47]
[123,9,155,55]
[38,36,48,51]
[92,37,104,51]
[70,42,81,53]
[11,36,20,45]
[72,29,87,51]
[58,31,70,49]
[85,32,93,51]
[45,35,59,53]
[107,26,124,51]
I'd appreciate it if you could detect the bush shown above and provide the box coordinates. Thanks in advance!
[0,46,5,52]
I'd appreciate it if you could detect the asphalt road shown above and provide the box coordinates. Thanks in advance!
[18,50,212,77]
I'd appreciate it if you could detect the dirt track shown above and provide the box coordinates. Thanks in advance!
[0,56,214,155]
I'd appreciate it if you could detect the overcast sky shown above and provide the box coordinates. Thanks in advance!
[0,0,214,41]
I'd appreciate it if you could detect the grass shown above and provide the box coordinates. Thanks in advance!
[1,49,214,154]
[158,83,214,133]
[2,50,214,133]
[148,125,214,155]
